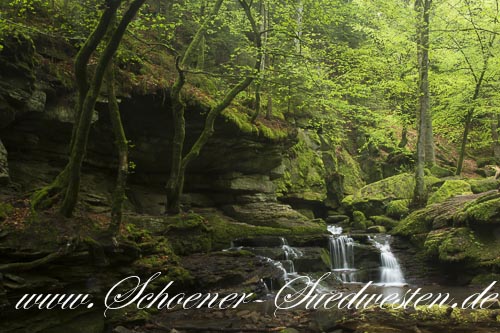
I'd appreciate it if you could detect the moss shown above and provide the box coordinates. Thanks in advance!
[0,202,14,221]
[221,108,288,141]
[392,208,433,238]
[385,199,410,219]
[352,210,367,230]
[430,164,455,178]
[367,225,386,233]
[276,130,327,202]
[427,180,472,205]
[457,195,500,225]
[337,148,365,195]
[347,173,440,216]
[423,229,449,258]
[370,215,398,231]
[467,178,500,194]
[470,273,500,285]
[434,228,481,263]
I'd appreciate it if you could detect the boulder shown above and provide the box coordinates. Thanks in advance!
[385,199,410,219]
[427,179,472,205]
[369,216,398,231]
[467,178,500,194]
[343,173,440,217]
[430,164,455,178]
[367,225,386,234]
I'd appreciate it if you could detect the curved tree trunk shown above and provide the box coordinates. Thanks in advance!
[31,1,122,211]
[165,0,224,214]
[166,0,263,214]
[59,0,146,217]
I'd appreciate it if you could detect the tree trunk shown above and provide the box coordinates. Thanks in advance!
[166,0,263,214]
[165,0,224,214]
[59,0,146,217]
[31,1,122,211]
[421,0,434,167]
[456,70,487,175]
[412,0,431,208]
[398,124,408,148]
[106,63,128,233]
[251,0,267,123]
[491,114,500,160]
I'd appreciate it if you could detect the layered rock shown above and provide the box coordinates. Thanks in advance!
[393,190,500,284]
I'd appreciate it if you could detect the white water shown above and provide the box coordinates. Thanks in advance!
[280,237,303,260]
[371,236,405,286]
[327,226,357,282]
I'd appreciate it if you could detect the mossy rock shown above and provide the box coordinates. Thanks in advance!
[275,130,327,202]
[345,173,440,216]
[436,228,481,263]
[370,215,398,231]
[392,208,434,238]
[337,147,365,195]
[367,225,386,233]
[427,180,472,205]
[470,273,500,285]
[351,210,367,230]
[467,178,500,194]
[430,164,455,178]
[456,194,500,225]
[385,199,410,219]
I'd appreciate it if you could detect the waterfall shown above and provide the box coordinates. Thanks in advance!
[371,236,405,285]
[328,226,357,282]
[280,237,303,260]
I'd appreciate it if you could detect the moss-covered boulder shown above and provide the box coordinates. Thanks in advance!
[455,192,500,225]
[467,178,500,194]
[427,179,472,205]
[343,173,440,216]
[385,199,410,219]
[351,210,367,230]
[369,215,398,231]
[424,227,481,263]
[367,225,386,233]
[430,164,455,178]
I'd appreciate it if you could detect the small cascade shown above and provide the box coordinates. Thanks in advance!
[280,237,303,260]
[327,226,357,282]
[371,236,405,285]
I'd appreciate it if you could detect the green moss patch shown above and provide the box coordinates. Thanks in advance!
[467,178,500,194]
[427,180,472,205]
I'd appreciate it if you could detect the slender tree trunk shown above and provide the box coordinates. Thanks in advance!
[165,0,224,214]
[456,70,487,175]
[421,0,434,167]
[166,0,263,214]
[251,0,267,123]
[412,0,431,207]
[491,114,500,160]
[399,124,408,148]
[106,63,128,233]
[60,0,146,217]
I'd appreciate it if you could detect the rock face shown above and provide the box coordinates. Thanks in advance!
[393,190,500,284]
[275,129,365,214]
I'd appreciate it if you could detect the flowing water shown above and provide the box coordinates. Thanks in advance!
[327,226,357,282]
[370,235,406,286]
